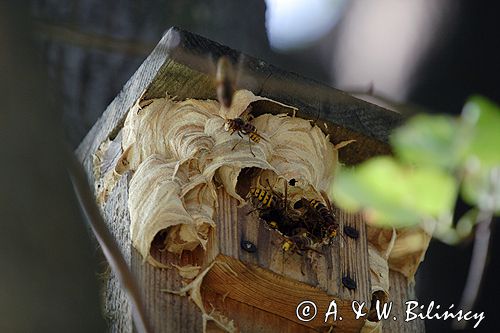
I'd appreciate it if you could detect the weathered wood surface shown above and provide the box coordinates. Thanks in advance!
[76,27,402,176]
[76,28,421,332]
[202,255,362,332]
[384,271,426,333]
[104,171,206,333]
[102,174,133,333]
[201,189,369,332]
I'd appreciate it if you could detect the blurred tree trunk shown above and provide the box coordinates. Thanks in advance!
[0,3,106,332]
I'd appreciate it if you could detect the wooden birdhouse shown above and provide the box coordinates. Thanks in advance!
[77,27,427,333]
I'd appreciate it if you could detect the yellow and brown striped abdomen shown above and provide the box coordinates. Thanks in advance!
[248,132,261,143]
[310,200,337,227]
[310,199,321,209]
[250,188,274,208]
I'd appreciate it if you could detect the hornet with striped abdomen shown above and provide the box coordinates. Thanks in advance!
[215,56,267,156]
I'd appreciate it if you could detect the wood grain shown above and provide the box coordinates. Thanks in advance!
[202,255,366,332]
[382,271,426,333]
[102,174,133,333]
[207,188,369,331]
[103,171,208,333]
[219,188,370,299]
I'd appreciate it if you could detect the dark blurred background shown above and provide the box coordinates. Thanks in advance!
[2,1,499,332]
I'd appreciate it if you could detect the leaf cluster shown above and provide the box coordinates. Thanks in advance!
[331,96,500,243]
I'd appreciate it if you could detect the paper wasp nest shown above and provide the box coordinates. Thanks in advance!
[93,90,345,267]
[93,89,430,332]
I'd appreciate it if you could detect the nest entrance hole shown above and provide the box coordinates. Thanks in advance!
[149,228,206,265]
[235,168,330,246]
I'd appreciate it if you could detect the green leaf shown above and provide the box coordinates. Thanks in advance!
[461,166,500,213]
[433,225,460,245]
[456,208,478,238]
[434,209,477,245]
[391,114,464,170]
[461,96,500,168]
[331,157,457,228]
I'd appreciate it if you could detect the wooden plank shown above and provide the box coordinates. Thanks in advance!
[382,271,425,332]
[130,247,205,333]
[212,187,370,332]
[145,28,401,165]
[216,188,370,305]
[146,28,401,145]
[336,209,371,305]
[102,173,133,333]
[202,255,365,332]
[202,288,316,333]
[76,27,403,184]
